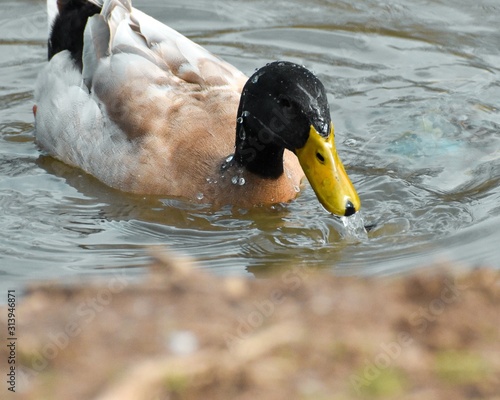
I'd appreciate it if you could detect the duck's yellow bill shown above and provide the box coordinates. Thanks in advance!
[296,124,360,216]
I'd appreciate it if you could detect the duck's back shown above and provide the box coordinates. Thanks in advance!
[35,0,248,196]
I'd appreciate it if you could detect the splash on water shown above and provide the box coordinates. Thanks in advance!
[340,212,368,242]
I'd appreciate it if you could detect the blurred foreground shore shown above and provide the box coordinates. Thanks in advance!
[1,253,499,399]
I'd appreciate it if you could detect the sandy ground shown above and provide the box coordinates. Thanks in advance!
[1,252,499,400]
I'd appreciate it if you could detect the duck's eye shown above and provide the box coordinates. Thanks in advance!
[316,152,325,163]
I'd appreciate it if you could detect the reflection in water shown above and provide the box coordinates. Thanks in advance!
[0,0,499,296]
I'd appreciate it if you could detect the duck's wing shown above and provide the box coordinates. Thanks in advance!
[38,0,246,194]
[83,0,247,90]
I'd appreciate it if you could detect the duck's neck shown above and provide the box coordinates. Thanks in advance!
[232,120,285,179]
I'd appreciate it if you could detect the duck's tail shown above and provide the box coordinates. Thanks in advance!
[47,0,104,70]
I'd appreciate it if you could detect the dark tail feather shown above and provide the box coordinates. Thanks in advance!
[48,0,101,70]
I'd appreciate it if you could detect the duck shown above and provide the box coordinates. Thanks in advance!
[34,0,360,216]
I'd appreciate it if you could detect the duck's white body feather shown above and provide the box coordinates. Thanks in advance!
[35,0,248,195]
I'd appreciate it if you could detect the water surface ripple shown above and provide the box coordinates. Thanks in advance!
[1,0,499,295]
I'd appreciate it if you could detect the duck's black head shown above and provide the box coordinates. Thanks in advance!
[233,61,360,216]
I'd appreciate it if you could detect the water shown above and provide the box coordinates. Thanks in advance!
[1,0,499,297]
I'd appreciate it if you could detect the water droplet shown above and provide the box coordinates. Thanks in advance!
[242,110,250,118]
[237,117,243,124]
[221,154,234,171]
[239,127,246,140]
[294,185,300,193]
[344,138,357,147]
[251,74,259,83]
[196,193,204,200]
[230,176,246,186]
